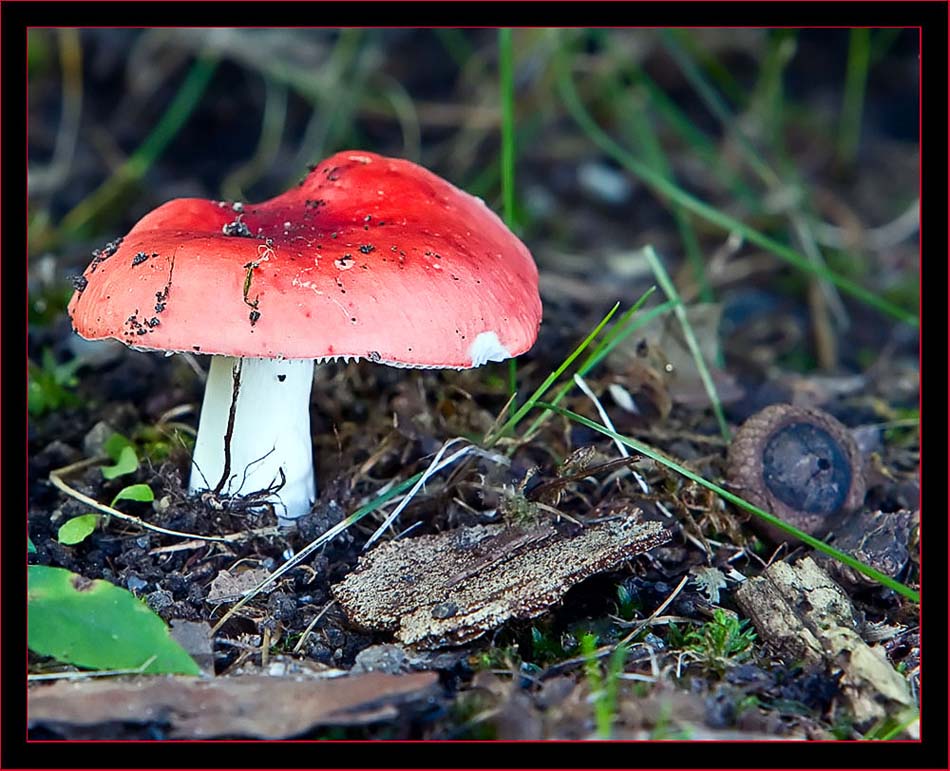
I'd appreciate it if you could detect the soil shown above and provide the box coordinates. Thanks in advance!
[27,28,920,741]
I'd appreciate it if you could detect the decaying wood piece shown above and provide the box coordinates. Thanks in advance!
[735,557,915,729]
[332,514,670,649]
[817,508,918,590]
[28,671,439,739]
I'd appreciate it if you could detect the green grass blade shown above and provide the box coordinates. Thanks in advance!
[661,30,778,187]
[499,28,518,400]
[555,43,918,328]
[628,67,763,212]
[537,402,919,603]
[605,74,711,303]
[642,246,730,442]
[435,28,475,68]
[499,27,516,227]
[673,29,749,107]
[522,289,671,441]
[490,302,621,442]
[838,28,872,168]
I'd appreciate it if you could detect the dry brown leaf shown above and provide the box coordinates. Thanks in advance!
[206,568,273,604]
[28,671,439,739]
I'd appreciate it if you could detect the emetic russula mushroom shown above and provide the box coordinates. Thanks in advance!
[68,151,542,520]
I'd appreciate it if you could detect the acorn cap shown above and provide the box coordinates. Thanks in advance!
[68,151,542,368]
[727,404,866,543]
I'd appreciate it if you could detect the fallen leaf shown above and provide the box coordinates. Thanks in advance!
[28,671,439,739]
[206,568,273,604]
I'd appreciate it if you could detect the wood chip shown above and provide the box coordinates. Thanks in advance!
[735,557,915,729]
[332,514,670,649]
[28,671,439,739]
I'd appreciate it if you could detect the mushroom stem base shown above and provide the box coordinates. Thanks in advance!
[189,356,316,519]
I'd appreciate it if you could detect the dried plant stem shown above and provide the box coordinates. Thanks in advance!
[292,600,338,654]
[49,458,231,544]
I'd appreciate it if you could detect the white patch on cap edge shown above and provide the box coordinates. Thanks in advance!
[468,331,511,367]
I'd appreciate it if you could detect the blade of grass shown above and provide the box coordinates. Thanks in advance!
[605,73,711,303]
[864,709,920,741]
[642,246,730,442]
[663,29,851,332]
[538,402,919,602]
[488,302,621,443]
[555,42,918,328]
[522,290,673,441]
[57,55,219,242]
[627,66,764,213]
[838,28,871,168]
[751,30,798,152]
[435,28,475,69]
[674,29,749,108]
[499,27,516,228]
[499,28,518,400]
[661,30,779,188]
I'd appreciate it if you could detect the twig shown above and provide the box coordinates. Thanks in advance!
[617,575,690,647]
[363,439,509,551]
[28,655,157,681]
[147,526,279,555]
[814,198,920,252]
[573,373,649,494]
[49,458,233,544]
[292,600,337,654]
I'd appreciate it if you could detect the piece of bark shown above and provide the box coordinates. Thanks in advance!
[817,509,918,590]
[735,557,915,729]
[332,515,670,649]
[28,671,438,739]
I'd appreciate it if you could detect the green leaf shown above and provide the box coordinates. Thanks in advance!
[57,514,100,545]
[111,483,155,507]
[101,434,139,480]
[27,565,201,675]
[103,432,134,460]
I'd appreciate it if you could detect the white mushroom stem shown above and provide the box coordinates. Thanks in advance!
[189,356,316,520]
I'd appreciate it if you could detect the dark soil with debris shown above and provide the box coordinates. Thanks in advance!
[28,29,919,740]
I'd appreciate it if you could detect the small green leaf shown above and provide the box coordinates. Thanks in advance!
[101,446,139,480]
[28,536,37,554]
[28,565,201,675]
[111,483,155,507]
[57,514,100,545]
[104,432,134,461]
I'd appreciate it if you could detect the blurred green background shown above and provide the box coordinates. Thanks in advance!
[28,27,920,374]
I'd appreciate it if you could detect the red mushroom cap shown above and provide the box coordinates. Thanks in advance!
[68,151,541,367]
